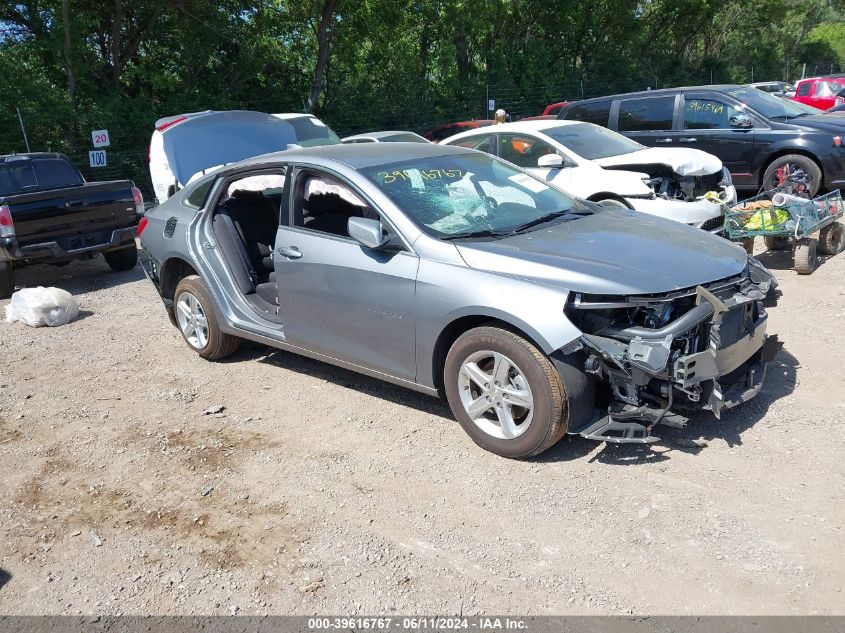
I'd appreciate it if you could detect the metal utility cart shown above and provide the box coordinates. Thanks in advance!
[725,189,845,274]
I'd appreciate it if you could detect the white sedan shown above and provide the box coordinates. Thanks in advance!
[441,120,736,231]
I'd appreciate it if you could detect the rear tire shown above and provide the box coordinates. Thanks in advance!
[794,238,818,274]
[103,246,138,272]
[742,237,755,254]
[173,276,240,360]
[0,262,14,299]
[762,154,822,197]
[444,325,568,459]
[818,221,845,255]
[763,235,791,251]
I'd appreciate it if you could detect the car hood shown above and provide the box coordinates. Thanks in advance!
[455,209,747,295]
[791,113,845,132]
[594,147,722,176]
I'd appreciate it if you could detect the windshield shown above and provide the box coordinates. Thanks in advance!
[284,116,341,147]
[379,132,429,143]
[726,87,819,118]
[362,152,587,239]
[542,123,644,159]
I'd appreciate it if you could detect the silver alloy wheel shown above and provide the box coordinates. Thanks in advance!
[458,350,534,440]
[175,291,209,350]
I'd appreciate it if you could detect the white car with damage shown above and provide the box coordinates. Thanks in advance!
[441,120,736,231]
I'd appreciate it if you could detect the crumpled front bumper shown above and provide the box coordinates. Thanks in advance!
[572,278,777,444]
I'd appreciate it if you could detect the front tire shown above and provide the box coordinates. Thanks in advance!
[444,326,568,458]
[0,262,14,298]
[173,276,240,360]
[595,197,631,209]
[103,246,138,271]
[762,154,822,197]
[794,238,818,275]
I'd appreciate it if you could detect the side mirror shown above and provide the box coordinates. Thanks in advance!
[537,154,564,168]
[729,113,754,129]
[348,217,386,249]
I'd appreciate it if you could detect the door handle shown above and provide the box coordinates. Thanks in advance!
[654,138,673,144]
[64,199,85,208]
[277,245,302,259]
[678,137,698,143]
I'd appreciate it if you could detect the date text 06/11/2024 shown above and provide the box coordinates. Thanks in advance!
[307,617,528,630]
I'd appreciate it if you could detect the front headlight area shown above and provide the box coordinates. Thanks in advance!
[562,271,772,443]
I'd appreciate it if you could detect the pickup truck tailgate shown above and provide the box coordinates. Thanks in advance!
[4,181,137,247]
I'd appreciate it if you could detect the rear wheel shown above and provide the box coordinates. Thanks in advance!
[0,262,14,299]
[444,326,568,459]
[103,246,138,271]
[818,221,845,255]
[793,238,818,274]
[742,237,755,254]
[763,235,791,251]
[173,276,240,360]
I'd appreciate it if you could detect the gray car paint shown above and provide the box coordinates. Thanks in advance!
[139,143,752,395]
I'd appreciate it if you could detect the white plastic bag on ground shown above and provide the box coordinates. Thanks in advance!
[5,287,79,327]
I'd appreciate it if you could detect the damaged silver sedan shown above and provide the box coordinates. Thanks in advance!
[138,143,777,459]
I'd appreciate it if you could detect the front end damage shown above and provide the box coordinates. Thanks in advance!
[563,262,779,443]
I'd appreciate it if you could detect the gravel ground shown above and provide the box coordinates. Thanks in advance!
[0,241,843,616]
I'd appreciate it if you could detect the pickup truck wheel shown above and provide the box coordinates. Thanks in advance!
[0,262,14,299]
[444,326,567,459]
[762,154,822,197]
[173,276,240,360]
[103,246,138,271]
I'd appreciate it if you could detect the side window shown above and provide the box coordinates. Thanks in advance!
[186,178,214,208]
[451,134,494,153]
[816,81,838,97]
[796,81,812,97]
[618,96,675,131]
[497,134,557,169]
[683,98,739,129]
[562,100,611,126]
[293,172,378,238]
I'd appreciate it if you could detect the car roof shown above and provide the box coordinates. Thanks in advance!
[1,152,65,161]
[444,119,583,140]
[568,84,754,104]
[343,131,420,140]
[243,141,476,170]
[154,110,313,131]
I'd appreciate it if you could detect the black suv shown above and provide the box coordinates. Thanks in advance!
[557,85,845,195]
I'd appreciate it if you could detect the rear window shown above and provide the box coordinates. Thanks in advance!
[618,96,675,131]
[284,116,341,147]
[561,100,611,126]
[0,157,83,196]
[379,132,428,143]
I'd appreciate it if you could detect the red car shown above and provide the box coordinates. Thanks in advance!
[542,101,570,116]
[424,120,493,142]
[793,76,845,110]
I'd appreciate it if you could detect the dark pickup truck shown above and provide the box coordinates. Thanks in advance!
[0,152,143,297]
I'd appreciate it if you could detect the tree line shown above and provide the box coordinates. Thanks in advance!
[1,0,843,191]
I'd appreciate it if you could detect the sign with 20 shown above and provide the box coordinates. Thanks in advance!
[91,129,110,148]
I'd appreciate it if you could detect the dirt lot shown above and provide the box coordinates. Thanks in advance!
[0,242,843,616]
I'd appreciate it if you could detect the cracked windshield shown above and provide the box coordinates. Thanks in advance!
[364,153,589,239]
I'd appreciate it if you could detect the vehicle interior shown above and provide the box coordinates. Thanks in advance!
[210,173,286,320]
[210,169,377,321]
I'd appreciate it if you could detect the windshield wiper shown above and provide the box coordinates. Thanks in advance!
[510,209,586,234]
[439,229,512,241]
[771,112,809,121]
